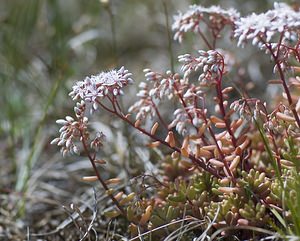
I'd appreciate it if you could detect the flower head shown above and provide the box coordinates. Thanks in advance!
[69,66,133,112]
[234,2,300,47]
[173,5,239,43]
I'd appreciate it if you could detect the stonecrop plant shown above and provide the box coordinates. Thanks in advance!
[52,2,300,240]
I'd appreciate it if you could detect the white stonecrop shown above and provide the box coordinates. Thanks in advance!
[234,2,300,47]
[69,66,133,112]
[172,5,240,42]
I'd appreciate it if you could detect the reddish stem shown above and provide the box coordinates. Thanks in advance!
[151,99,169,131]
[216,55,237,147]
[197,27,213,49]
[80,130,127,217]
[96,99,222,178]
[263,39,300,128]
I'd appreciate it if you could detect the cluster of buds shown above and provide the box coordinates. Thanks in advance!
[168,94,206,136]
[178,50,224,84]
[129,69,181,123]
[230,98,265,121]
[73,100,86,118]
[90,132,105,151]
[51,116,89,156]
[128,69,185,124]
[262,43,293,73]
[271,107,300,138]
[143,69,176,100]
[168,108,197,136]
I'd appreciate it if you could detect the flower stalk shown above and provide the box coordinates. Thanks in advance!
[80,130,127,216]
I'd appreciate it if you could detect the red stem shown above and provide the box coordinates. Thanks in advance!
[151,99,169,131]
[263,39,300,128]
[80,129,127,216]
[96,99,222,178]
[216,54,237,147]
[197,27,213,50]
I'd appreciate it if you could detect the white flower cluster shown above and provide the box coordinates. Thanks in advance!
[178,50,224,83]
[53,67,131,156]
[172,5,239,42]
[69,66,133,111]
[234,2,300,47]
[51,116,88,156]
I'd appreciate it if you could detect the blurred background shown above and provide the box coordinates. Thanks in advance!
[0,0,296,239]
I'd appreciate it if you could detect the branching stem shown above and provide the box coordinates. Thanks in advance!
[96,99,222,178]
